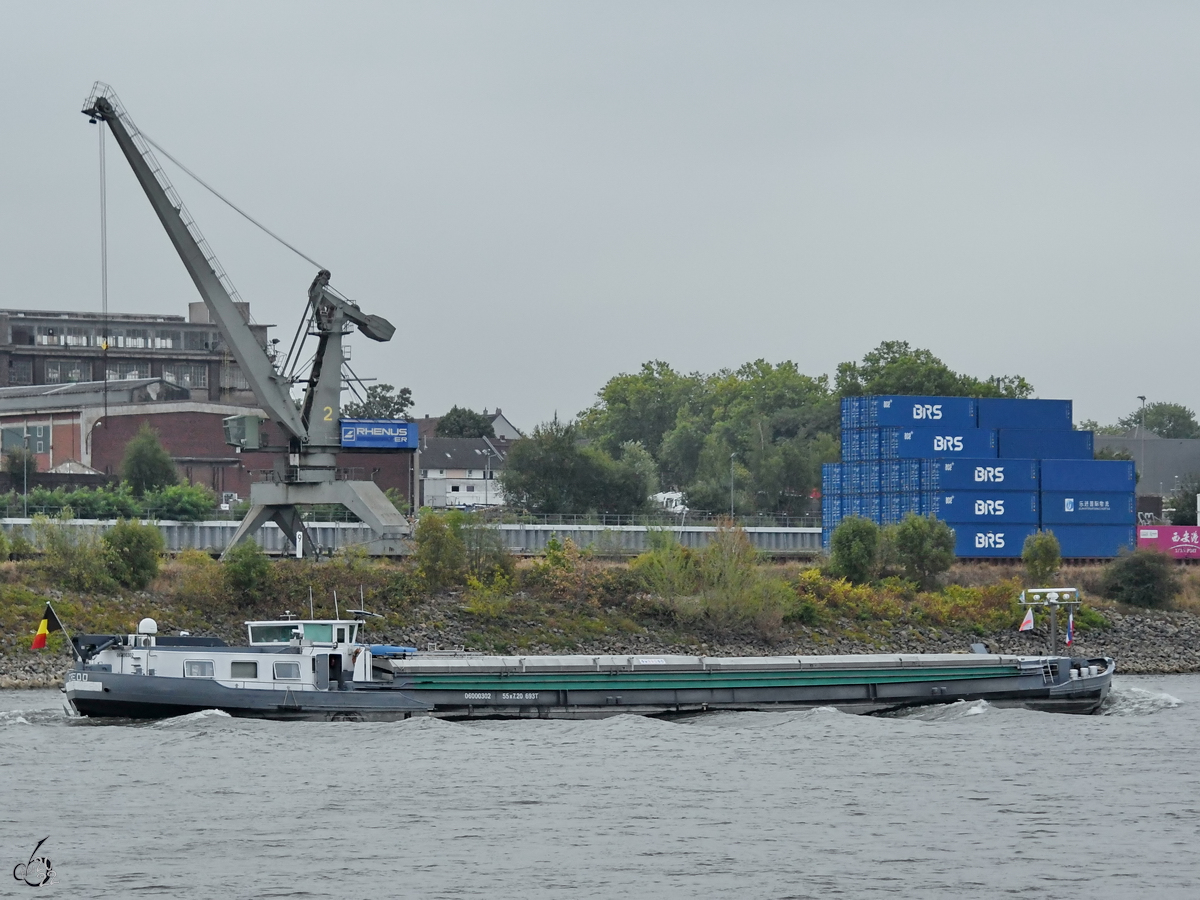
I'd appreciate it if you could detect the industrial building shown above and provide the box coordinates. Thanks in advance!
[0,304,417,508]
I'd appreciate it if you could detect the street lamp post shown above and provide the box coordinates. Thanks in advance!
[1137,395,1147,485]
[23,427,29,518]
[729,453,736,521]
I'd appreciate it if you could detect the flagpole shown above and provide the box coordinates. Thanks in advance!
[46,602,82,663]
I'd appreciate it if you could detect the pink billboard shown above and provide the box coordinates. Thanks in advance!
[1138,525,1200,558]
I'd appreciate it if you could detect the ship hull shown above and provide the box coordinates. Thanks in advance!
[65,654,1113,721]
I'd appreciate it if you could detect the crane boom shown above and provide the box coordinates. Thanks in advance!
[81,82,411,558]
[81,83,307,441]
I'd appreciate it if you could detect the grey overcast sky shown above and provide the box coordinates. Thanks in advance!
[3,1,1198,432]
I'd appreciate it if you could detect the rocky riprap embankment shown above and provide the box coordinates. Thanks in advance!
[5,605,1199,689]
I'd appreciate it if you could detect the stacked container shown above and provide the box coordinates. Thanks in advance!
[824,396,1132,558]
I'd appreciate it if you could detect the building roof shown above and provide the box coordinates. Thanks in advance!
[0,378,191,412]
[416,407,522,440]
[419,436,512,471]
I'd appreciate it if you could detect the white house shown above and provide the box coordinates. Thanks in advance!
[419,436,510,509]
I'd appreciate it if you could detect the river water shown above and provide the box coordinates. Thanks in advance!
[0,676,1196,899]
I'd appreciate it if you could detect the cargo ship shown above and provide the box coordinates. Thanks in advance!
[63,615,1114,720]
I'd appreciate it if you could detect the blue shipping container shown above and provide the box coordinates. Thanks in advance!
[998,429,1093,460]
[888,427,998,459]
[844,428,881,462]
[881,459,922,493]
[928,491,1040,524]
[921,457,1039,492]
[1040,492,1136,525]
[1046,525,1135,558]
[977,398,1073,431]
[868,396,977,428]
[821,464,842,496]
[952,524,1039,558]
[1039,459,1135,493]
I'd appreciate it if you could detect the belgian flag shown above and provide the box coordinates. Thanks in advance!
[30,603,64,651]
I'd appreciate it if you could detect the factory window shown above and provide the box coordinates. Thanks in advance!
[106,361,149,381]
[156,329,182,349]
[451,485,460,492]
[34,326,62,346]
[273,661,302,681]
[230,661,258,679]
[184,660,215,678]
[8,358,32,385]
[121,328,149,349]
[45,359,93,384]
[65,327,92,347]
[220,363,249,390]
[163,364,209,389]
[11,326,33,346]
[185,330,219,351]
[466,484,475,492]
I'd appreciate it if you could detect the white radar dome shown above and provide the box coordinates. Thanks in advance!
[137,617,159,635]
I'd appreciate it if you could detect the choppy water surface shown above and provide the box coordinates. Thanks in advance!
[0,676,1196,899]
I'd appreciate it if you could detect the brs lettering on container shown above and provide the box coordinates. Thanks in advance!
[339,419,419,449]
[920,458,1038,492]
[928,491,1039,523]
[887,427,997,459]
[953,525,1038,558]
[869,396,977,428]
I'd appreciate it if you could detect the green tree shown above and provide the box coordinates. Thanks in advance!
[1022,530,1061,585]
[1117,402,1200,439]
[892,514,956,590]
[828,517,879,584]
[103,519,164,590]
[835,340,1033,398]
[1169,475,1200,526]
[2,445,38,478]
[1100,549,1181,608]
[223,539,271,602]
[500,417,650,514]
[121,423,178,496]
[413,511,466,591]
[580,360,702,459]
[435,406,495,438]
[143,483,217,520]
[342,383,413,419]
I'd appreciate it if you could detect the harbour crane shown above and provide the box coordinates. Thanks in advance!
[82,83,411,557]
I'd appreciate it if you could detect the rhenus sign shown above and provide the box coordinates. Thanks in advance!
[340,419,419,449]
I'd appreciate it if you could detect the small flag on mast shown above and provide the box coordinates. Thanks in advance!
[1019,608,1035,632]
[30,603,64,651]
[1066,610,1074,646]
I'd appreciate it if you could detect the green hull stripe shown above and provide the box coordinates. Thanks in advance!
[401,665,1021,692]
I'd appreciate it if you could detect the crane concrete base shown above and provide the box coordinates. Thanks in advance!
[222,479,411,559]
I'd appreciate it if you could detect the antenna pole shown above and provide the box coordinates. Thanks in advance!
[309,586,314,620]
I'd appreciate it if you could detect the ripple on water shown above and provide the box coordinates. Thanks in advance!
[1099,685,1182,716]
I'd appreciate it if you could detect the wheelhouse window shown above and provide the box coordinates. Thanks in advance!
[302,624,332,642]
[273,661,301,681]
[230,661,258,679]
[184,660,215,678]
[250,625,298,644]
